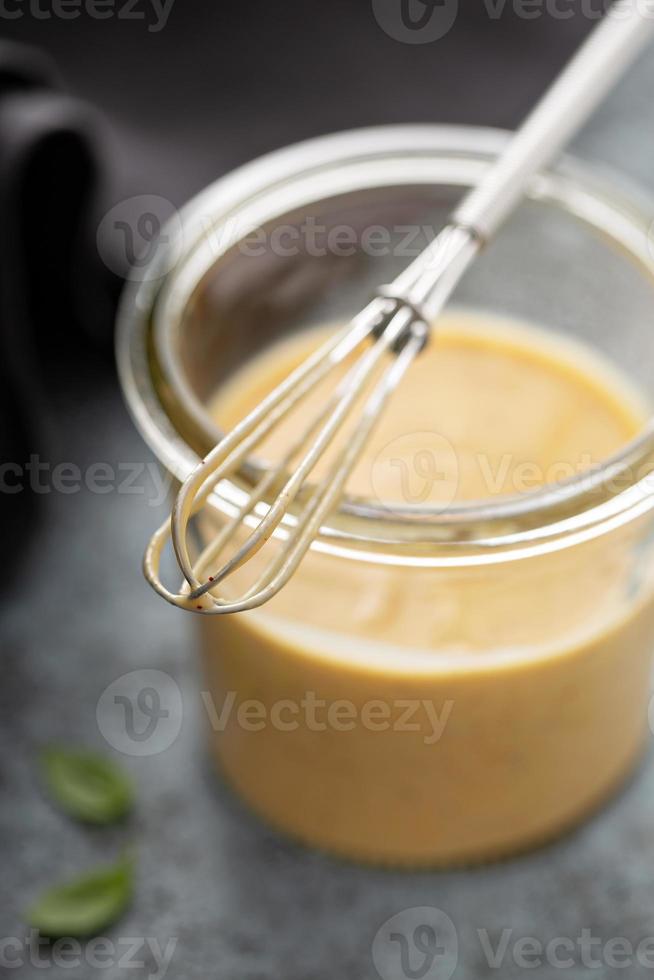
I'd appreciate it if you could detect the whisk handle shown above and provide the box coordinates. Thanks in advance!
[453,1,653,242]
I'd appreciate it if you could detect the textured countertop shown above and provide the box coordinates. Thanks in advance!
[4,38,654,980]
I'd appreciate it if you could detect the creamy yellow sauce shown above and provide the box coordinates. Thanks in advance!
[213,313,647,505]
[198,310,654,865]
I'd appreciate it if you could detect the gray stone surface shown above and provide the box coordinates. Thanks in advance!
[4,40,654,980]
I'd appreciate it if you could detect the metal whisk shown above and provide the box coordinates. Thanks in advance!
[145,2,652,614]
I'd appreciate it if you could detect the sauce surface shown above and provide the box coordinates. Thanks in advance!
[213,311,646,505]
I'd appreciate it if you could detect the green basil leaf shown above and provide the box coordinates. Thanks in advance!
[42,747,133,824]
[28,854,134,938]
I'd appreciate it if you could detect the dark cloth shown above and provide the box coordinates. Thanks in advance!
[0,43,118,570]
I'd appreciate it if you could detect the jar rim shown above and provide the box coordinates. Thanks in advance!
[116,123,654,567]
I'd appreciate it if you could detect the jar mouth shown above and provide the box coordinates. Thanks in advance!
[116,124,654,564]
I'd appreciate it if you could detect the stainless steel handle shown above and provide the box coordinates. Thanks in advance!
[453,1,653,240]
[385,0,654,324]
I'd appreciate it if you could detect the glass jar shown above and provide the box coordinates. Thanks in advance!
[117,126,654,865]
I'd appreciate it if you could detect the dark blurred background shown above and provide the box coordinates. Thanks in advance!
[3,4,654,978]
[0,1,596,201]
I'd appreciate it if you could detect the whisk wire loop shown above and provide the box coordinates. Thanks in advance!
[145,294,431,613]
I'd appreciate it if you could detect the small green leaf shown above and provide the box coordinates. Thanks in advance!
[28,854,134,938]
[42,747,133,824]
